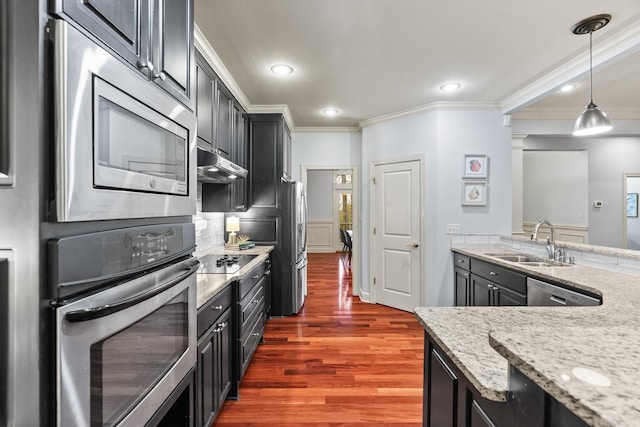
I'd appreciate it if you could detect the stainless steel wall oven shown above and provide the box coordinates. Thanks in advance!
[50,223,198,427]
[50,18,196,222]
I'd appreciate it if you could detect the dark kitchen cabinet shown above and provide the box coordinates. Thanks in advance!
[198,49,249,212]
[453,252,471,306]
[452,252,527,307]
[236,262,266,380]
[53,0,194,109]
[423,334,549,427]
[196,285,233,427]
[247,114,288,217]
[196,52,215,147]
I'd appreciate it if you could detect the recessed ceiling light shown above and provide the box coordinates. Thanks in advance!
[439,82,462,92]
[270,64,293,75]
[322,108,340,116]
[559,83,578,93]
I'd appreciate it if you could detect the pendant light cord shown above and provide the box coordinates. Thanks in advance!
[589,30,594,104]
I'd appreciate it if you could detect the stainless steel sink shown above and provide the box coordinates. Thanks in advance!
[484,252,569,267]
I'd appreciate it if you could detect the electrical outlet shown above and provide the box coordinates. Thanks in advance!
[446,224,460,234]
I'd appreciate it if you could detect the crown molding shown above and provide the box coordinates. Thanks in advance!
[358,101,500,128]
[293,127,361,133]
[194,24,252,112]
[501,16,640,114]
[247,104,295,131]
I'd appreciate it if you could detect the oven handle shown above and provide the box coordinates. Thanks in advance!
[65,260,200,323]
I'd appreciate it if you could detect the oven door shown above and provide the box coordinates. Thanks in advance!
[55,258,198,427]
[51,18,196,222]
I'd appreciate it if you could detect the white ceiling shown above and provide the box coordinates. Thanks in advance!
[194,0,640,128]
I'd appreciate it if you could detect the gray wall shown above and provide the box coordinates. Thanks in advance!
[524,136,640,248]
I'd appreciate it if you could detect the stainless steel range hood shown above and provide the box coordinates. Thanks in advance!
[197,149,247,183]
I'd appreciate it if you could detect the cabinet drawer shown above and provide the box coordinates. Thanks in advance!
[453,253,470,270]
[240,282,265,330]
[470,258,526,295]
[240,312,265,376]
[239,262,266,300]
[197,284,232,338]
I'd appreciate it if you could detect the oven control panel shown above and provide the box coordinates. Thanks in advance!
[48,222,196,299]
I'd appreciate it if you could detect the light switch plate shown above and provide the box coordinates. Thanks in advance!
[446,224,460,234]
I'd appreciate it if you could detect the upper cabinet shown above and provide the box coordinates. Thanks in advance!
[195,50,236,160]
[52,0,195,109]
[282,121,292,182]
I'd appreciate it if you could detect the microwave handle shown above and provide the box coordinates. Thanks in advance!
[65,260,199,323]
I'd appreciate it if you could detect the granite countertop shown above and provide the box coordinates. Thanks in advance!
[414,246,640,426]
[195,246,273,308]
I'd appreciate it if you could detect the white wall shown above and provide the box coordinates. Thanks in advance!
[523,136,640,248]
[360,108,512,307]
[290,130,361,180]
[307,170,334,221]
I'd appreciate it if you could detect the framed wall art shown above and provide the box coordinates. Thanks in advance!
[463,154,489,179]
[462,181,487,206]
[627,193,638,217]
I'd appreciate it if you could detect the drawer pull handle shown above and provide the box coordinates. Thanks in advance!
[252,299,260,304]
[457,259,465,263]
[264,271,271,276]
[212,305,223,310]
[251,332,261,337]
[489,271,498,276]
[252,275,260,279]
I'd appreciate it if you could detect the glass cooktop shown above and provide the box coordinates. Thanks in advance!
[198,254,258,275]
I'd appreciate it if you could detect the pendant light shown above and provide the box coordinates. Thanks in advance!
[571,14,613,136]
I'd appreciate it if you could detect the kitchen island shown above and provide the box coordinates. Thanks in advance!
[415,245,640,427]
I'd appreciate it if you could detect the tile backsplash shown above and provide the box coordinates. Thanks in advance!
[194,183,225,256]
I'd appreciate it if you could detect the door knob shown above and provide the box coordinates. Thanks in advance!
[407,243,419,248]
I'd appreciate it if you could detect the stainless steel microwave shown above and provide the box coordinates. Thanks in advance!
[50,19,196,222]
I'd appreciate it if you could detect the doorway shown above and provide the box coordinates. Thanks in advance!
[301,165,360,297]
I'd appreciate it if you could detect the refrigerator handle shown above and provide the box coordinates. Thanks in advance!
[302,190,308,251]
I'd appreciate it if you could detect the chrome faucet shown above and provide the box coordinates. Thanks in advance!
[531,220,555,259]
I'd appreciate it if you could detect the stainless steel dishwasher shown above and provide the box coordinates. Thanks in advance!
[527,277,601,306]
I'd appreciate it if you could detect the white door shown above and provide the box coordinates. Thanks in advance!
[372,159,422,311]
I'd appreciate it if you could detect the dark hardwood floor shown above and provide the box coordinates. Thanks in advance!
[214,252,424,426]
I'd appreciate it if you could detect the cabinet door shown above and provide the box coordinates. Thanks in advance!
[215,83,233,158]
[197,329,216,427]
[428,348,458,427]
[151,0,194,108]
[56,0,149,71]
[495,285,526,306]
[454,267,470,306]
[195,56,214,146]
[470,401,497,427]
[215,308,233,411]
[248,116,282,215]
[471,274,492,306]
[230,106,248,210]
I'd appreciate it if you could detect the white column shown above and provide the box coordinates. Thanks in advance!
[512,134,527,234]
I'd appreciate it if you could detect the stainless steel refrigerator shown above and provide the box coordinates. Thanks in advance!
[281,181,307,314]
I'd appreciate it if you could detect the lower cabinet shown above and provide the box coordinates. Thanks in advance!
[423,333,587,427]
[196,286,233,427]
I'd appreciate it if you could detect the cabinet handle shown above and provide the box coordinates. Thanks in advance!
[489,271,498,276]
[264,270,271,276]
[214,322,227,333]
[211,305,223,311]
[235,205,245,209]
[252,299,260,304]
[136,60,154,73]
[251,332,261,337]
[486,284,492,290]
[492,285,499,291]
[153,71,166,81]
[463,273,468,278]
[252,275,260,279]
[457,259,465,263]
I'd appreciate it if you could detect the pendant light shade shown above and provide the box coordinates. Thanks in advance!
[571,14,613,137]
